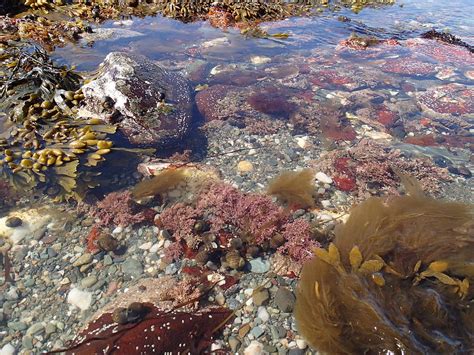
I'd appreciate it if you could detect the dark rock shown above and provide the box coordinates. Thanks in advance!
[5,216,22,228]
[82,52,193,146]
[274,287,296,313]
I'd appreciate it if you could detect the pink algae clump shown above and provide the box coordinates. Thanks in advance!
[418,83,474,116]
[382,57,436,75]
[92,190,153,227]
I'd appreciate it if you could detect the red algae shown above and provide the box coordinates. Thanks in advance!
[382,57,436,75]
[418,83,474,116]
[247,87,296,117]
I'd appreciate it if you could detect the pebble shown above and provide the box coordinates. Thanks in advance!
[139,242,152,250]
[121,258,143,278]
[228,336,241,353]
[8,321,27,331]
[239,323,251,338]
[112,226,123,234]
[73,253,93,267]
[237,160,254,173]
[215,292,226,306]
[315,172,332,184]
[296,339,307,349]
[250,325,265,338]
[0,343,15,355]
[249,258,270,273]
[21,336,33,350]
[252,288,270,306]
[250,55,271,65]
[81,275,98,288]
[274,287,296,313]
[288,349,305,355]
[5,217,22,228]
[244,340,265,355]
[26,322,44,336]
[257,306,270,322]
[149,243,160,254]
[67,288,92,311]
[103,255,113,266]
[45,323,56,335]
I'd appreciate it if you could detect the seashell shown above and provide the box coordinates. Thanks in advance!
[230,237,243,250]
[41,101,54,109]
[38,156,48,165]
[112,308,128,325]
[226,251,246,270]
[96,149,111,155]
[270,233,286,249]
[194,250,209,265]
[193,220,207,233]
[69,141,86,149]
[32,152,40,160]
[97,140,113,149]
[4,149,13,156]
[55,157,64,166]
[4,156,14,163]
[20,159,34,168]
[97,233,119,252]
[33,162,42,170]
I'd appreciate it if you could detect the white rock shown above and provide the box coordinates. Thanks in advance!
[257,306,270,323]
[321,200,332,209]
[296,339,308,349]
[315,172,332,184]
[0,343,15,355]
[202,37,230,48]
[149,243,160,254]
[244,340,265,355]
[139,242,152,251]
[295,136,309,149]
[112,226,123,234]
[250,56,271,65]
[365,130,392,141]
[67,288,92,311]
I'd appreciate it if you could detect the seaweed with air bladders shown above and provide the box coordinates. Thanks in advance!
[294,192,473,354]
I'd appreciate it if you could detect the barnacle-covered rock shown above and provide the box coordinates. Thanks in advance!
[81,52,193,146]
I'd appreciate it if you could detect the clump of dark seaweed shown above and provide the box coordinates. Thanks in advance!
[295,190,473,354]
[421,29,474,53]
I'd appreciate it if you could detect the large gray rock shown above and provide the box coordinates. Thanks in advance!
[82,52,193,146]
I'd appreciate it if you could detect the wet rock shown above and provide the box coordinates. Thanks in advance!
[274,287,296,312]
[26,322,44,336]
[67,288,92,311]
[249,258,270,273]
[417,83,474,116]
[73,253,93,267]
[82,52,193,146]
[228,336,241,353]
[81,275,98,288]
[252,288,270,306]
[5,217,22,228]
[195,84,233,121]
[0,343,15,355]
[121,258,143,279]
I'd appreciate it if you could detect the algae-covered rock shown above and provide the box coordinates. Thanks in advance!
[82,52,193,146]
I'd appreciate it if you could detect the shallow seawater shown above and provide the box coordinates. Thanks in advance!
[0,0,473,354]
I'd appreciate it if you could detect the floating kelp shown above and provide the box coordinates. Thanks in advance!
[295,192,473,354]
[421,29,474,53]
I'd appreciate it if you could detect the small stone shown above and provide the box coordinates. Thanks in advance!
[97,234,119,252]
[252,288,270,306]
[21,336,33,350]
[149,243,160,254]
[8,321,27,331]
[250,325,265,338]
[0,343,15,355]
[139,242,153,250]
[274,287,296,313]
[112,226,123,234]
[81,275,98,288]
[45,323,56,335]
[239,323,251,338]
[5,288,19,301]
[215,293,226,306]
[73,253,93,267]
[288,349,305,355]
[103,255,113,266]
[228,336,241,353]
[121,258,143,279]
[165,263,178,275]
[237,160,253,173]
[257,306,270,323]
[295,339,307,349]
[67,288,92,311]
[250,56,271,65]
[244,340,264,355]
[315,172,332,184]
[26,322,44,336]
[249,258,270,273]
[295,136,309,149]
[5,217,22,228]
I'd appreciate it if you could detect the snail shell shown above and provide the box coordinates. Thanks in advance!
[194,249,209,265]
[112,308,128,324]
[270,233,286,249]
[226,251,245,270]
[97,233,119,252]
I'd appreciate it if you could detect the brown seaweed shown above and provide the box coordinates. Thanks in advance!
[295,194,473,354]
[266,169,316,208]
[132,167,187,199]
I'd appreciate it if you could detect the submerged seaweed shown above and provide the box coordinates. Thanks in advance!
[266,169,316,208]
[295,193,473,354]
